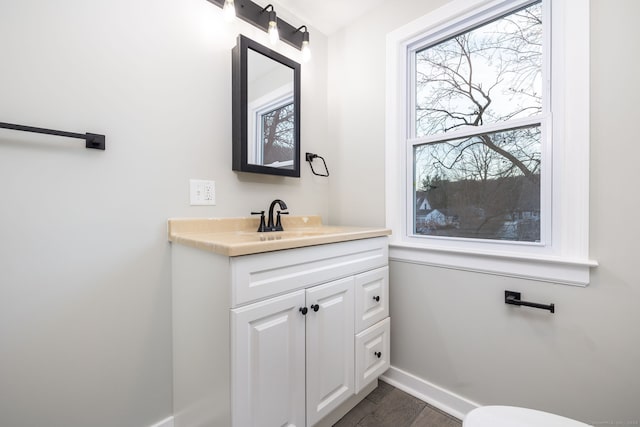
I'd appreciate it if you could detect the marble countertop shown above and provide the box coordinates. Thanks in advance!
[168,215,391,256]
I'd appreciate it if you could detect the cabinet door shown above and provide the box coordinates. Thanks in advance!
[305,277,355,426]
[231,290,306,427]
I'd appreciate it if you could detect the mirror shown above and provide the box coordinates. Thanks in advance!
[232,35,301,177]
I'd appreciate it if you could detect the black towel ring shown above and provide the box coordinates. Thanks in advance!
[305,152,329,177]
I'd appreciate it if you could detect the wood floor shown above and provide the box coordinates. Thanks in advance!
[333,381,462,427]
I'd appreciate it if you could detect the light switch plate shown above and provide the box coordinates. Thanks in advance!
[190,179,216,205]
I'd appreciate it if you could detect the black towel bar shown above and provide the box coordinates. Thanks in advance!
[505,290,555,313]
[0,122,105,150]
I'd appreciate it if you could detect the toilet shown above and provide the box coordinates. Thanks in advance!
[463,406,592,427]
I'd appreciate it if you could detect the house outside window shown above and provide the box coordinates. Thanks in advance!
[385,0,596,285]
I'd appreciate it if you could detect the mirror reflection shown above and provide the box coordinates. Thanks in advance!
[232,35,301,177]
[247,48,295,169]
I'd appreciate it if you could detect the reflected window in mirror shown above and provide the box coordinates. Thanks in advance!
[233,35,301,177]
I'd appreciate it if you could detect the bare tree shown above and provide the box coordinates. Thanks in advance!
[415,4,542,136]
[413,2,543,240]
[262,103,294,164]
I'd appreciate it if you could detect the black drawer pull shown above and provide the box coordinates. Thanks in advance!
[372,296,380,302]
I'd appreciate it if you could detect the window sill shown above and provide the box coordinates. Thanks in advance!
[388,241,598,286]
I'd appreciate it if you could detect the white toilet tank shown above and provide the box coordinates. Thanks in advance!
[464,406,592,427]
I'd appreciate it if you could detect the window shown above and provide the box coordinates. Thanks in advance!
[412,2,544,242]
[385,0,595,285]
[248,83,295,169]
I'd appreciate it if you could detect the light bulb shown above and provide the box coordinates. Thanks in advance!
[301,40,311,62]
[223,0,235,22]
[268,20,279,45]
[296,27,311,62]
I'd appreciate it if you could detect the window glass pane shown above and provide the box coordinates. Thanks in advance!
[261,103,294,168]
[415,2,542,137]
[413,125,541,242]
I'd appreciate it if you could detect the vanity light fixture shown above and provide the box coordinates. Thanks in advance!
[263,4,279,45]
[296,26,311,62]
[222,0,236,21]
[206,0,310,54]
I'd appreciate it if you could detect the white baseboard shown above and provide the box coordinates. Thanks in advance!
[149,368,477,427]
[380,366,480,421]
[149,416,173,427]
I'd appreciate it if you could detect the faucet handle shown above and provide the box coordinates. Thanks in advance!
[275,210,289,231]
[251,211,267,232]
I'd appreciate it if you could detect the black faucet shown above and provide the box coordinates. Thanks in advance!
[267,199,288,231]
[251,199,289,232]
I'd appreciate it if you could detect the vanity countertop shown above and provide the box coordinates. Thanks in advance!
[168,216,391,256]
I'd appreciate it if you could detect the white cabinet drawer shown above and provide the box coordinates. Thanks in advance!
[230,237,388,307]
[355,317,390,394]
[355,267,389,333]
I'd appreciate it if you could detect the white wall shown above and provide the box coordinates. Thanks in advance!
[326,0,451,227]
[0,1,329,425]
[327,0,640,424]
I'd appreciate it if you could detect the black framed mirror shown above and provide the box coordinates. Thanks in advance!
[232,35,301,177]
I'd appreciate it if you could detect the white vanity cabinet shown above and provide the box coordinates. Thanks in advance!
[171,235,389,427]
[232,276,355,427]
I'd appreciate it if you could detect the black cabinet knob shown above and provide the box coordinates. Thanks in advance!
[299,307,308,315]
[311,304,320,312]
[373,296,380,302]
[374,351,382,358]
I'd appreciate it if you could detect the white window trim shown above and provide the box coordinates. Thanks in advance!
[385,0,597,286]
